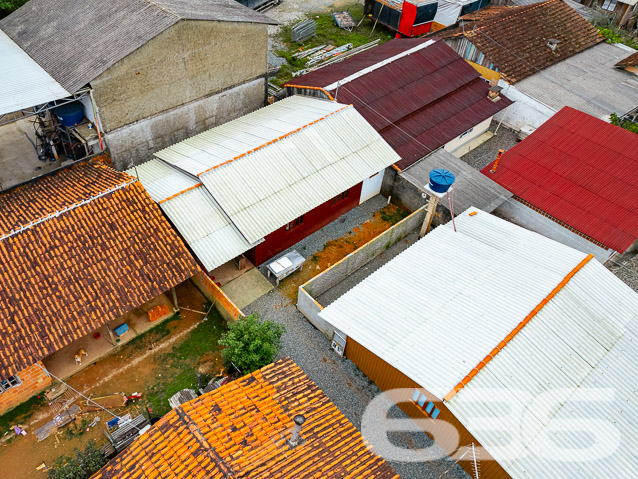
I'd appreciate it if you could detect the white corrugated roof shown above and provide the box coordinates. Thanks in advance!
[159,95,401,244]
[130,159,254,271]
[126,160,199,202]
[447,258,638,478]
[319,208,638,478]
[161,188,254,271]
[0,29,70,115]
[156,96,350,176]
[320,208,587,398]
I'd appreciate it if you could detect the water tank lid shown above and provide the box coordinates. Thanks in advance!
[429,168,455,194]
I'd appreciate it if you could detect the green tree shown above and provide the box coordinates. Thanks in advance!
[47,440,107,479]
[219,314,285,374]
[0,0,29,19]
[610,113,638,135]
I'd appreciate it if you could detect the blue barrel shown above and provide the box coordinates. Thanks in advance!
[53,102,84,127]
[429,169,455,193]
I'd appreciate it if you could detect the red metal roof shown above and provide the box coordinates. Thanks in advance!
[288,39,511,170]
[481,107,638,253]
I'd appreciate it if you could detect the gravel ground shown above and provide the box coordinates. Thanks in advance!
[459,120,519,170]
[317,230,419,306]
[245,289,469,479]
[246,200,468,478]
[608,253,638,293]
[257,194,389,280]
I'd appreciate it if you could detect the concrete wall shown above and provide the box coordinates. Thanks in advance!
[443,116,492,154]
[104,78,265,170]
[91,20,268,132]
[494,79,557,131]
[298,207,426,337]
[0,361,52,415]
[494,198,614,263]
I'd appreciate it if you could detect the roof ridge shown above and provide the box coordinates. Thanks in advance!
[443,253,594,402]
[0,177,136,241]
[142,0,181,19]
[467,0,558,31]
[197,104,352,177]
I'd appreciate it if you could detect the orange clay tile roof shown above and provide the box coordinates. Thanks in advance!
[0,161,199,378]
[92,358,399,479]
[435,0,603,83]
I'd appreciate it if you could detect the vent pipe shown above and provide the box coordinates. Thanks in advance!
[490,149,504,174]
[289,415,306,448]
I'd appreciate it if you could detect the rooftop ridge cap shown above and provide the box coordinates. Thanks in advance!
[158,183,203,204]
[466,0,557,32]
[0,178,137,242]
[443,253,594,402]
[322,39,437,91]
[142,0,181,19]
[197,104,351,177]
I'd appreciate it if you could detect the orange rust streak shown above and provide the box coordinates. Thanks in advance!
[443,253,594,402]
[159,184,203,204]
[283,84,336,101]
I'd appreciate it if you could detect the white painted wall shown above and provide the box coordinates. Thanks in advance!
[359,169,384,204]
[444,116,492,153]
[493,79,557,131]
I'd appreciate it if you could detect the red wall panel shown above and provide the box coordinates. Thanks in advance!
[246,183,363,266]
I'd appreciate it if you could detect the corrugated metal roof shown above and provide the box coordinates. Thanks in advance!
[0,30,70,115]
[447,257,638,478]
[481,106,638,253]
[158,96,401,245]
[156,96,347,176]
[0,0,275,93]
[319,208,587,399]
[400,149,512,213]
[319,207,638,478]
[289,39,511,170]
[197,100,401,244]
[129,159,254,271]
[161,188,254,271]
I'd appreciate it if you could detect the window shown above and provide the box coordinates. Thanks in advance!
[332,190,349,205]
[411,389,440,420]
[601,0,617,10]
[0,375,21,393]
[459,127,474,139]
[286,215,304,231]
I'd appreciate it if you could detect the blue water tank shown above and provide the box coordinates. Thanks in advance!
[429,169,455,193]
[53,102,84,127]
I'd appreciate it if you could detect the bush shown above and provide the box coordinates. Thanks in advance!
[597,27,638,50]
[219,314,285,375]
[610,113,638,134]
[0,0,29,19]
[48,440,107,479]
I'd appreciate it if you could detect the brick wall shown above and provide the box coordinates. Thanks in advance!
[0,361,52,415]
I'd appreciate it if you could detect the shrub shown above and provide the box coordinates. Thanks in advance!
[219,314,285,374]
[610,113,638,134]
[0,0,29,19]
[47,441,107,479]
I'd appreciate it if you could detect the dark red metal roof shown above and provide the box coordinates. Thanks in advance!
[288,39,511,170]
[481,107,638,253]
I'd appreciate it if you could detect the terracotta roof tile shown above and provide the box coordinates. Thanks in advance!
[92,358,399,479]
[615,51,638,68]
[0,161,199,378]
[435,0,603,83]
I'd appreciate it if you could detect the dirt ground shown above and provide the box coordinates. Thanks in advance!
[0,281,225,479]
[278,204,408,299]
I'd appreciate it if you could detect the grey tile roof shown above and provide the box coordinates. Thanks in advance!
[0,0,275,93]
[400,148,512,213]
[514,42,638,118]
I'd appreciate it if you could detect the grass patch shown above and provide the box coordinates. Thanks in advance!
[271,3,394,86]
[0,393,47,437]
[117,313,182,360]
[381,207,409,225]
[144,306,226,418]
